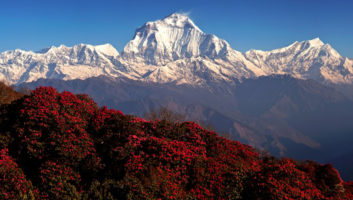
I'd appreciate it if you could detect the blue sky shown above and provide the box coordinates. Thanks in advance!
[1,0,353,57]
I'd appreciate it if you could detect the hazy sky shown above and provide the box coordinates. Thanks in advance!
[1,0,353,57]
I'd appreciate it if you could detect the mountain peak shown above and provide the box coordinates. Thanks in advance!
[36,44,68,54]
[160,13,201,32]
[306,37,325,47]
[122,13,234,65]
[94,43,119,57]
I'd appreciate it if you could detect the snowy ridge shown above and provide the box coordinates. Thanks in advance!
[1,13,353,86]
[244,37,353,84]
[121,13,236,65]
[0,43,125,85]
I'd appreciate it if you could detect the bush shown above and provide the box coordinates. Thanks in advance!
[0,148,37,200]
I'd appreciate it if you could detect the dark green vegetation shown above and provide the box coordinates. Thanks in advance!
[1,84,352,199]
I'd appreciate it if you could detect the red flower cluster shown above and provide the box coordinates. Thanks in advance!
[244,158,324,199]
[0,86,352,199]
[18,87,98,162]
[0,149,37,199]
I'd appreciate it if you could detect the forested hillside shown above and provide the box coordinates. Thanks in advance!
[0,85,352,199]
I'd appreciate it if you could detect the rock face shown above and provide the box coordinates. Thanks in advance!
[1,13,352,87]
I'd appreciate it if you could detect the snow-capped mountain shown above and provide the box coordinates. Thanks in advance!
[245,38,353,84]
[120,13,262,85]
[1,13,353,86]
[122,13,235,64]
[0,43,125,85]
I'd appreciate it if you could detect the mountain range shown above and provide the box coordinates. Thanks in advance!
[1,13,353,88]
[2,13,353,179]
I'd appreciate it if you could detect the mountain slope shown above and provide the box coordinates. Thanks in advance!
[234,75,353,160]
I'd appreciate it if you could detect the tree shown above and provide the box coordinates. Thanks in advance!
[144,106,187,123]
[0,81,24,105]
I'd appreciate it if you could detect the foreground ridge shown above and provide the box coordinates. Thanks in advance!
[0,86,352,199]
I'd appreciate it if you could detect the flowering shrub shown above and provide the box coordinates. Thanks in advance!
[344,181,353,199]
[0,86,352,199]
[243,158,324,199]
[16,88,98,162]
[0,148,37,200]
[40,161,81,199]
